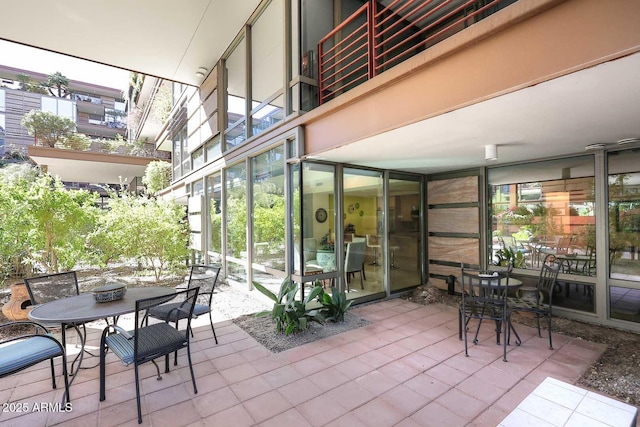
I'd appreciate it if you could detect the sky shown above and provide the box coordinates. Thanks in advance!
[0,40,130,91]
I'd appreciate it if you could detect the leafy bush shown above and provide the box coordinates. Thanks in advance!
[253,277,324,335]
[142,161,172,195]
[316,284,352,322]
[88,193,190,281]
[495,247,525,268]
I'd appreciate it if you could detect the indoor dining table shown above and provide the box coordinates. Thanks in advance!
[28,286,175,399]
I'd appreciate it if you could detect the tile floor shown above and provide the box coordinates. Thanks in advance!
[0,299,634,426]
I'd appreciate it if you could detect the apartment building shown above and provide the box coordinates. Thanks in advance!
[1,0,639,331]
[0,64,168,190]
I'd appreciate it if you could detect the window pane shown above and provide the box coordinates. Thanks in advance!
[489,156,595,313]
[226,38,246,146]
[226,162,248,283]
[302,163,336,274]
[207,174,222,264]
[608,149,640,283]
[251,0,283,136]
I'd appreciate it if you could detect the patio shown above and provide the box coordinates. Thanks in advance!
[0,298,622,426]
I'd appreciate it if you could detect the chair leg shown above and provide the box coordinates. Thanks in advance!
[50,359,57,389]
[99,329,108,402]
[187,341,198,395]
[60,350,70,404]
[359,270,364,289]
[547,314,553,350]
[134,364,142,424]
[209,311,218,344]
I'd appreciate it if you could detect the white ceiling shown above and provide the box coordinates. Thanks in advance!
[0,0,261,86]
[1,2,639,177]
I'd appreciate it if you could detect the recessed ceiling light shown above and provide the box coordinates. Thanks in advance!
[584,143,607,151]
[195,67,208,78]
[617,137,640,145]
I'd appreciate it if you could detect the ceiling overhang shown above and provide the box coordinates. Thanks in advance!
[27,146,161,185]
[0,0,261,86]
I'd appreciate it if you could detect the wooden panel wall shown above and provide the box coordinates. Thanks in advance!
[427,175,481,290]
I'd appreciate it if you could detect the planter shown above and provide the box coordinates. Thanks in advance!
[2,283,32,321]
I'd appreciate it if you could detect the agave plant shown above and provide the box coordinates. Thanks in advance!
[253,276,324,335]
[316,284,352,322]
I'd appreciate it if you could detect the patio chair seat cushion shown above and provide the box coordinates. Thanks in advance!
[105,323,185,365]
[147,301,211,322]
[0,336,63,376]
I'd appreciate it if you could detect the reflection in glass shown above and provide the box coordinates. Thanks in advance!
[610,286,640,323]
[252,145,285,271]
[301,163,336,275]
[608,150,640,283]
[251,0,284,137]
[489,157,595,313]
[343,167,384,299]
[207,173,222,264]
[389,176,422,291]
[225,38,246,148]
[225,162,247,282]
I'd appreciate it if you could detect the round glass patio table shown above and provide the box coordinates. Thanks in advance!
[28,286,175,398]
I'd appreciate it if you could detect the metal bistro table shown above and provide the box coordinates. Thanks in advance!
[457,272,523,343]
[28,286,175,399]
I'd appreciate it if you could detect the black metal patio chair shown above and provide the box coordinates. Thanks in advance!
[459,263,512,362]
[507,256,561,349]
[146,264,221,345]
[99,287,200,424]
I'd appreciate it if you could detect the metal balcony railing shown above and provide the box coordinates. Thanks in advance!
[318,0,514,104]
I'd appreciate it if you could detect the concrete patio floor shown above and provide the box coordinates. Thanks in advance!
[0,298,618,426]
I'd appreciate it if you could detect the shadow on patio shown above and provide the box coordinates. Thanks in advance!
[0,299,610,426]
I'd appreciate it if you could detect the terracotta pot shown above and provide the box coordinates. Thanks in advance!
[1,283,32,321]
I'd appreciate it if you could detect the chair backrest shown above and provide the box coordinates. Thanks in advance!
[303,238,317,262]
[366,234,380,248]
[460,264,510,307]
[536,262,561,306]
[555,236,572,254]
[187,265,220,299]
[134,287,200,357]
[345,241,366,273]
[24,271,79,305]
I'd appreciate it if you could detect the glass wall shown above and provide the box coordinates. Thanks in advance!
[608,148,640,322]
[172,125,189,180]
[207,173,222,264]
[389,174,422,291]
[225,162,248,283]
[488,156,596,313]
[225,38,247,149]
[301,163,336,278]
[343,167,385,298]
[251,0,284,137]
[252,145,286,282]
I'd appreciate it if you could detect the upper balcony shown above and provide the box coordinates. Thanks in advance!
[318,0,516,104]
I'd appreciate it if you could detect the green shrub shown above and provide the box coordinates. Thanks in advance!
[316,284,352,322]
[253,277,324,335]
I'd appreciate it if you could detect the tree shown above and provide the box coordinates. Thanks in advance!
[21,110,77,148]
[15,73,48,94]
[89,194,190,281]
[46,71,70,98]
[0,168,98,276]
[142,161,172,194]
[26,176,98,273]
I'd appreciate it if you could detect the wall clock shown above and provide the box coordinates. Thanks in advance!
[315,208,328,223]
